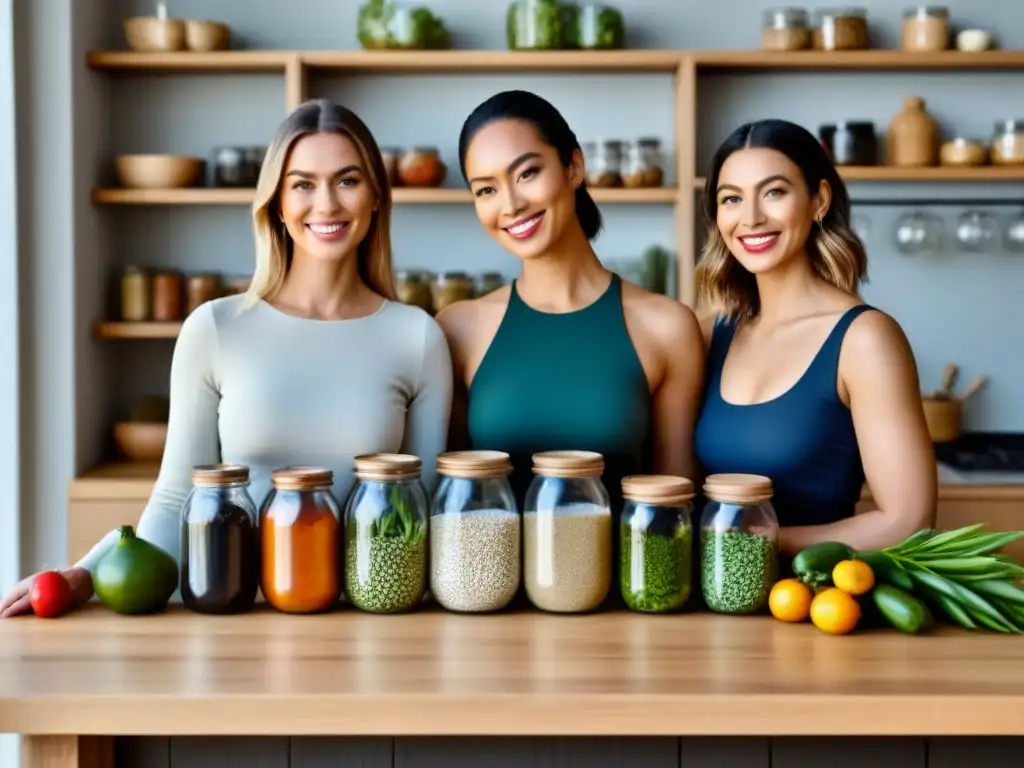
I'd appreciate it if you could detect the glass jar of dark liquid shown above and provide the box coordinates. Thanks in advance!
[180,464,260,614]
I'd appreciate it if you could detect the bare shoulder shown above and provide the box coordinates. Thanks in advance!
[434,286,510,357]
[620,280,702,349]
[842,307,915,366]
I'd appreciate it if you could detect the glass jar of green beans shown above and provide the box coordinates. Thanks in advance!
[699,474,779,614]
[619,475,695,613]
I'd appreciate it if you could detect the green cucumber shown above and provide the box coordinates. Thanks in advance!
[856,551,916,593]
[872,583,934,634]
[792,541,855,589]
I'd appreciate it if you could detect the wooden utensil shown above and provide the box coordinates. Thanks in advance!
[935,362,959,399]
[957,375,988,402]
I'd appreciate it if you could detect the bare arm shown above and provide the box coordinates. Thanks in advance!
[778,312,937,555]
[401,316,454,496]
[649,304,706,481]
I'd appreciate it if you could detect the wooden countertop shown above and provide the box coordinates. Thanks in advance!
[2,605,1024,737]
[69,462,1024,501]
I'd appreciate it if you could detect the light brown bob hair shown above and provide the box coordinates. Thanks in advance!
[697,119,868,320]
[242,99,396,309]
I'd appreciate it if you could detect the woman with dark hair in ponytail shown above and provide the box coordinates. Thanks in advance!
[437,90,705,593]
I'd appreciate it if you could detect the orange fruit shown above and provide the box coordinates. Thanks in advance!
[768,578,813,623]
[832,559,875,596]
[810,587,862,635]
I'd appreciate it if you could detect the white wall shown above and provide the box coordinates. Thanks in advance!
[0,0,20,762]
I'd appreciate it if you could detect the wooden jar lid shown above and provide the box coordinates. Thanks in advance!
[436,450,513,479]
[191,463,249,487]
[270,466,334,491]
[703,473,773,504]
[531,450,605,479]
[621,475,696,505]
[353,453,422,481]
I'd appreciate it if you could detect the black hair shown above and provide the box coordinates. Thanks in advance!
[457,90,603,241]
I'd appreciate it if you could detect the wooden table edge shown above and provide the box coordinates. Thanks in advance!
[4,693,1024,736]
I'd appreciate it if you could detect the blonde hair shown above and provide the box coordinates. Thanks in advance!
[242,99,396,310]
[697,119,868,320]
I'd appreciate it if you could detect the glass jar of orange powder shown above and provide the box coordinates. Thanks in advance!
[258,466,342,613]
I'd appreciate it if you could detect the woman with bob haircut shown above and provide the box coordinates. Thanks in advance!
[693,118,936,556]
[0,99,452,617]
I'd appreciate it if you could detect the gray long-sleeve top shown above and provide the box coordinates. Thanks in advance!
[75,293,453,574]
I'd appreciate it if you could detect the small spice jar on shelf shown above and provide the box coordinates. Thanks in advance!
[812,7,870,50]
[623,138,665,188]
[396,270,435,313]
[430,451,521,613]
[152,270,184,321]
[180,464,260,615]
[120,265,151,321]
[699,473,779,615]
[761,7,811,51]
[523,450,612,613]
[397,147,446,187]
[431,271,474,313]
[343,453,429,613]
[991,119,1024,165]
[584,138,624,188]
[186,273,221,315]
[619,475,695,614]
[259,466,342,614]
[901,6,950,52]
[818,121,879,166]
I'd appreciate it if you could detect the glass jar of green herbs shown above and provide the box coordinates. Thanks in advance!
[619,475,695,613]
[507,0,566,50]
[576,3,625,49]
[344,453,429,613]
[699,474,779,615]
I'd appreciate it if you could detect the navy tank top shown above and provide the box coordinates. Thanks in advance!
[693,305,874,527]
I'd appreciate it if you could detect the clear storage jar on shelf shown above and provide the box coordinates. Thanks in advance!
[619,475,695,613]
[430,451,521,613]
[584,138,624,188]
[507,0,566,50]
[761,7,811,51]
[344,453,429,613]
[699,473,779,615]
[812,7,869,50]
[259,466,342,614]
[523,450,612,613]
[576,3,625,49]
[180,464,260,615]
[991,119,1024,165]
[623,138,664,188]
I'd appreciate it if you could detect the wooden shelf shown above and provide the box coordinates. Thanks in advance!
[92,187,680,205]
[86,48,1024,75]
[93,321,182,339]
[694,49,1024,71]
[694,166,1024,187]
[86,50,293,72]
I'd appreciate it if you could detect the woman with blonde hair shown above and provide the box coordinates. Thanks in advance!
[0,99,452,617]
[693,118,936,556]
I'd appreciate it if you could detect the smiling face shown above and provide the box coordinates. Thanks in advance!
[464,118,583,261]
[279,131,378,264]
[714,147,830,275]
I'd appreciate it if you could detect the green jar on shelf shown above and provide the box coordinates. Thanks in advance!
[507,0,566,50]
[576,3,625,49]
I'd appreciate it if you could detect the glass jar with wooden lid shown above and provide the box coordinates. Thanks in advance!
[120,265,152,321]
[396,270,435,313]
[901,6,950,52]
[761,7,811,51]
[258,466,342,614]
[699,473,779,615]
[343,453,429,613]
[180,464,260,615]
[430,451,520,613]
[991,120,1024,165]
[523,450,612,613]
[431,271,474,312]
[619,475,695,613]
[812,7,869,50]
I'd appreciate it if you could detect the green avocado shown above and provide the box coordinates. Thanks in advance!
[93,525,179,615]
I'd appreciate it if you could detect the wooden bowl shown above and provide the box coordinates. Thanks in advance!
[185,20,230,51]
[922,396,961,443]
[114,422,167,462]
[123,17,187,52]
[115,154,202,189]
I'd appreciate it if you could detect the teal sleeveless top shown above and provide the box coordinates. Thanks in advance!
[467,274,652,514]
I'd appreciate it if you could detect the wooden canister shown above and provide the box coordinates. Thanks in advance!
[887,95,939,167]
[921,397,961,443]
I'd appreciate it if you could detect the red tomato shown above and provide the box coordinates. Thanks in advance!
[29,570,73,618]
